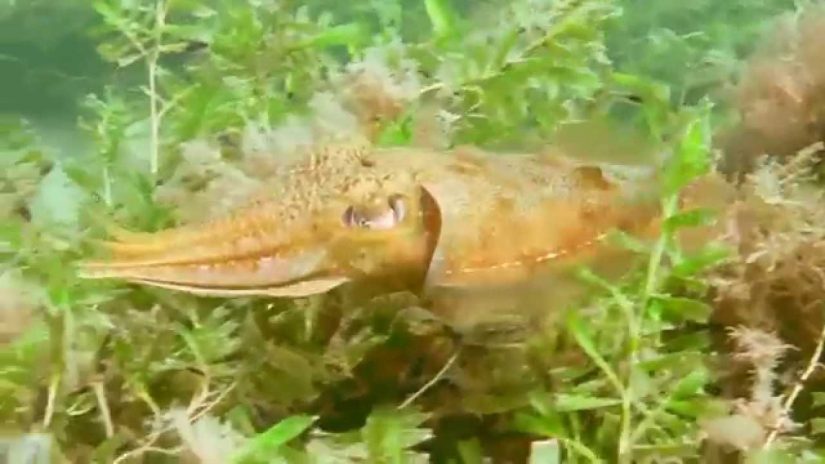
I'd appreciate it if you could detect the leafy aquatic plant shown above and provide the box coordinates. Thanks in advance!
[3,0,825,463]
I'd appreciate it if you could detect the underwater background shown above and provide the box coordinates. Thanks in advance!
[5,0,825,462]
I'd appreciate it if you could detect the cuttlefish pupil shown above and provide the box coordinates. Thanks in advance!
[342,194,407,230]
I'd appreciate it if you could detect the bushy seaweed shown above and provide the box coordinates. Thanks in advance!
[3,1,825,463]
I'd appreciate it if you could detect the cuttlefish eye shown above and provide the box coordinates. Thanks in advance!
[342,194,407,230]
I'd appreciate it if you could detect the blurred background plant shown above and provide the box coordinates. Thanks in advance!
[2,0,824,462]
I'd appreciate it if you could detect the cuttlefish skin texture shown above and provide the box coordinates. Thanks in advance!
[78,137,663,326]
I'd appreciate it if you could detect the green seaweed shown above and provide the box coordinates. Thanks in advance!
[2,0,825,462]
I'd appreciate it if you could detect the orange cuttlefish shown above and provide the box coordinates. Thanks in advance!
[77,135,675,330]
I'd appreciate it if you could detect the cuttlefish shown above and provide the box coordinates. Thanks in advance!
[77,135,683,330]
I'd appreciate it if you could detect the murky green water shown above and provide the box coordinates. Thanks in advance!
[0,0,796,156]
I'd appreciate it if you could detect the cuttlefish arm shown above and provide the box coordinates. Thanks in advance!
[78,212,353,297]
[77,139,665,307]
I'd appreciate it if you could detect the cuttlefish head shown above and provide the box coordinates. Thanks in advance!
[77,137,442,298]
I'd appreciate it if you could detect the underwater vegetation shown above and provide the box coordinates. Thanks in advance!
[5,0,825,462]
